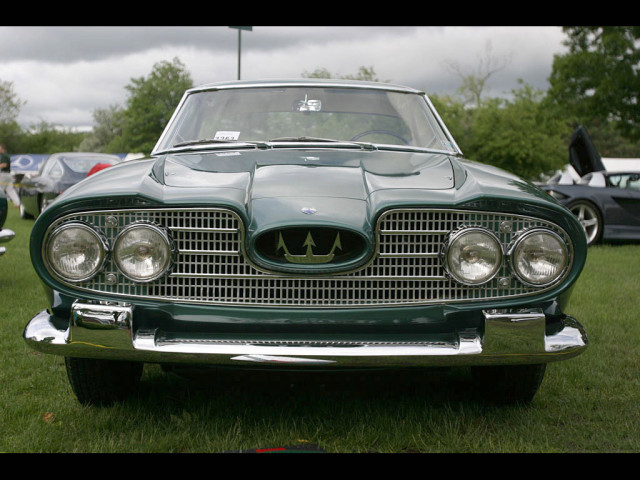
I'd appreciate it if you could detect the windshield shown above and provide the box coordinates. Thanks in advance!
[154,86,458,153]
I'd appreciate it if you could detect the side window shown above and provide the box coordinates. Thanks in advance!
[607,174,640,190]
[606,175,622,187]
[43,160,63,178]
[625,174,640,191]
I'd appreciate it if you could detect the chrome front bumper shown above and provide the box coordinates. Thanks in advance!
[0,228,15,256]
[23,301,588,367]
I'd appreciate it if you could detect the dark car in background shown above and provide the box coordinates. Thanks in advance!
[542,126,640,245]
[19,152,121,219]
[23,79,589,406]
[0,190,15,256]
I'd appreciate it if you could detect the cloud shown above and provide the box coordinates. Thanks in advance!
[0,26,567,131]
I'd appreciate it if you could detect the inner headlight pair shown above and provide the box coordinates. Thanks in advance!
[45,221,173,283]
[444,227,569,287]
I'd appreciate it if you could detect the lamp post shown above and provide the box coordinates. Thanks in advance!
[229,26,252,80]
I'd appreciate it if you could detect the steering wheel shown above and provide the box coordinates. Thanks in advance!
[350,130,409,145]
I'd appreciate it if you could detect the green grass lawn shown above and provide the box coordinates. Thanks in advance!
[1,205,638,453]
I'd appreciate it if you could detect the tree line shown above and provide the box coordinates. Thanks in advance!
[0,57,193,159]
[1,27,639,180]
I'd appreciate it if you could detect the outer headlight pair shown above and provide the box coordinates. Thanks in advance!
[444,227,569,287]
[45,221,173,283]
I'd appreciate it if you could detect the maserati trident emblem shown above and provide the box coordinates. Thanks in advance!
[277,231,341,264]
[301,207,317,215]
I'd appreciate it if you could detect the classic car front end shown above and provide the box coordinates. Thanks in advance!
[24,80,588,405]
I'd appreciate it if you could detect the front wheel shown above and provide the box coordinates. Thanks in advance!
[568,200,602,245]
[65,357,143,406]
[471,364,546,404]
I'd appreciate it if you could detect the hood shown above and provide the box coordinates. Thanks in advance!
[569,126,605,177]
[159,148,455,229]
[161,148,455,197]
[161,148,456,273]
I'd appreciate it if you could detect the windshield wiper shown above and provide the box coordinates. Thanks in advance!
[173,138,242,147]
[268,136,344,143]
[269,136,377,150]
[172,139,269,149]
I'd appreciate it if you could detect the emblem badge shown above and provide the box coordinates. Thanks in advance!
[277,231,341,264]
[301,207,317,215]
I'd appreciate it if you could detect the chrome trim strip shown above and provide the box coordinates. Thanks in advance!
[381,230,447,235]
[169,273,449,281]
[23,304,588,366]
[170,227,238,233]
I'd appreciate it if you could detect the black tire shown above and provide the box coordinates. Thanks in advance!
[471,364,546,404]
[65,357,143,406]
[567,200,602,246]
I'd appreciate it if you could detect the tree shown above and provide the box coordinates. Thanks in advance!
[467,82,569,179]
[444,41,510,108]
[118,58,193,155]
[0,79,26,150]
[15,120,86,154]
[302,66,385,82]
[548,26,640,140]
[435,82,569,180]
[78,105,124,153]
[0,80,25,125]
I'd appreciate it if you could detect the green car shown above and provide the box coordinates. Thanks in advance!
[23,79,588,405]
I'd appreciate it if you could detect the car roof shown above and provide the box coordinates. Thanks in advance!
[186,78,425,95]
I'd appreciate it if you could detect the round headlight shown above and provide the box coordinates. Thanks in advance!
[114,222,172,282]
[444,228,502,285]
[510,229,569,286]
[45,222,108,282]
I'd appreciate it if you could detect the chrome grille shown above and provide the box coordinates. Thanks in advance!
[45,208,572,307]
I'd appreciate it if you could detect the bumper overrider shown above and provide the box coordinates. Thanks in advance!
[24,300,588,367]
[0,228,15,256]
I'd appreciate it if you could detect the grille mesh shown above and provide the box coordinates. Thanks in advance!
[45,208,571,307]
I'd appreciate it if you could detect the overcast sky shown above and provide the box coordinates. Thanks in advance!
[0,26,568,131]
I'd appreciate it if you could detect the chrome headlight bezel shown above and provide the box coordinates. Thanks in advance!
[113,221,174,283]
[43,221,109,283]
[507,228,571,287]
[442,227,503,286]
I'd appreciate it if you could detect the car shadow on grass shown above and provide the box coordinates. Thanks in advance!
[128,364,530,413]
